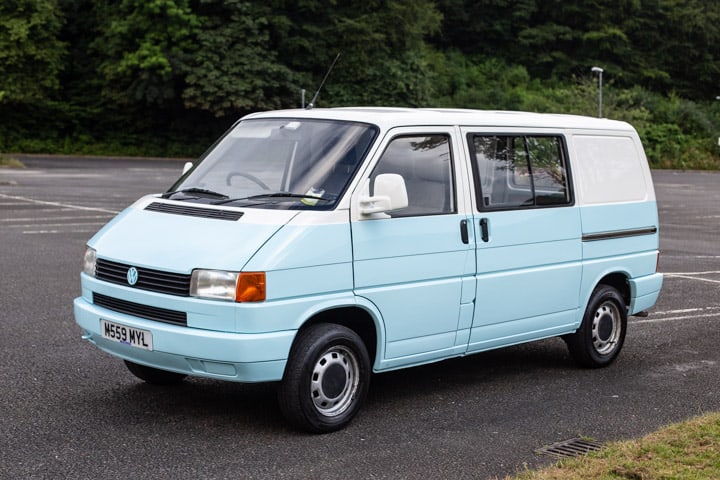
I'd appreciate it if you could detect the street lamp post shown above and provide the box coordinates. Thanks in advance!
[591,66,604,118]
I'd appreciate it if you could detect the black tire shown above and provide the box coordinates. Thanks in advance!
[564,284,627,368]
[124,360,187,385]
[278,323,371,433]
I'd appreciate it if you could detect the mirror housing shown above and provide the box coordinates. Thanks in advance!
[182,161,193,175]
[359,173,408,216]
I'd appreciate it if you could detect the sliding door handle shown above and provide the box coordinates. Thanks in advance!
[479,218,489,243]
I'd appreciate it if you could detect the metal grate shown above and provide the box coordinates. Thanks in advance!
[93,292,187,326]
[145,202,244,221]
[96,258,191,297]
[536,438,603,458]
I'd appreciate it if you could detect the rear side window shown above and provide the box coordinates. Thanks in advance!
[469,134,572,210]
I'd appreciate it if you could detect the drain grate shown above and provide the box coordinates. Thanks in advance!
[536,437,603,458]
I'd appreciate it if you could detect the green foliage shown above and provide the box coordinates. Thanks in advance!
[182,0,298,116]
[430,53,532,110]
[0,0,66,103]
[95,0,200,106]
[0,0,719,169]
[269,0,443,107]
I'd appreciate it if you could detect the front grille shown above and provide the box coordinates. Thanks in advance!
[96,258,191,297]
[145,202,244,221]
[93,292,187,326]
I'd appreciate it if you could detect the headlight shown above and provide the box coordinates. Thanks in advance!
[82,247,96,277]
[190,270,266,302]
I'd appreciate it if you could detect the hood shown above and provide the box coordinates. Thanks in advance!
[88,196,298,273]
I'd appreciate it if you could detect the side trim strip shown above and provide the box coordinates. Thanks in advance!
[582,226,657,242]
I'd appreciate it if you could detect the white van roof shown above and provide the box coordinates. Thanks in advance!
[243,107,634,132]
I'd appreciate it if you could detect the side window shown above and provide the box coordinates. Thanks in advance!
[372,134,455,217]
[470,134,571,209]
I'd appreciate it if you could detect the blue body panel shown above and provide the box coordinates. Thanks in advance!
[351,214,475,369]
[88,200,295,273]
[468,207,583,352]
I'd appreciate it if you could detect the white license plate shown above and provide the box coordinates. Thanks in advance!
[101,319,153,351]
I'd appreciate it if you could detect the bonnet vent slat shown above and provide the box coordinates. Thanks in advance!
[145,202,243,221]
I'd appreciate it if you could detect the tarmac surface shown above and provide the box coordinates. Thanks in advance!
[1,156,718,479]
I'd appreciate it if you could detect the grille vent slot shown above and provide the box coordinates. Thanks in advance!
[145,202,243,221]
[96,258,191,297]
[93,293,187,326]
[536,438,603,458]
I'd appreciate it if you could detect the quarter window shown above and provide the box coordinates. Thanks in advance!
[470,135,571,209]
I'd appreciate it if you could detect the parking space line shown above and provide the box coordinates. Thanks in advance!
[0,193,119,214]
[1,215,112,222]
[635,311,720,325]
[22,229,100,234]
[665,274,720,285]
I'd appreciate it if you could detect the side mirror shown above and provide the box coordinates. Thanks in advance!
[359,173,408,216]
[182,161,193,175]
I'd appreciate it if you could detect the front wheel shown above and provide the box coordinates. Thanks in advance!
[564,284,627,368]
[278,323,371,433]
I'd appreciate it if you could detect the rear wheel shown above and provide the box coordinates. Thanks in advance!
[278,323,370,433]
[565,284,627,368]
[124,360,187,385]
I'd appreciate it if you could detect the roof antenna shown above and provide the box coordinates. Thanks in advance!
[306,53,340,110]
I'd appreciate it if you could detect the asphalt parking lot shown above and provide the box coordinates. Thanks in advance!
[1,157,719,479]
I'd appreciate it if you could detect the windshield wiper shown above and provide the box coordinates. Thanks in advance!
[212,192,336,206]
[162,188,229,200]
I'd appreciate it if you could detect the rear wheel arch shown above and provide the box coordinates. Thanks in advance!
[596,272,630,307]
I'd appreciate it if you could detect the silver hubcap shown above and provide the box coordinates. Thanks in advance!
[310,345,360,417]
[592,300,621,355]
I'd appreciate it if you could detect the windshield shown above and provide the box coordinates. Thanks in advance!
[167,118,378,210]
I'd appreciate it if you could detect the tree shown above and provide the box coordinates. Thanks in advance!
[0,0,66,103]
[268,0,443,107]
[95,0,200,106]
[182,0,298,116]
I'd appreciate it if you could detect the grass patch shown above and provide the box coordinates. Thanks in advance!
[0,155,25,168]
[506,412,720,479]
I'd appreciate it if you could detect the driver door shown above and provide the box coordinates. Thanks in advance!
[350,128,476,370]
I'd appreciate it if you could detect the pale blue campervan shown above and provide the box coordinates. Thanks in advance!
[74,108,663,432]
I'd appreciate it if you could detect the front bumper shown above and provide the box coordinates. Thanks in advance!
[74,296,294,382]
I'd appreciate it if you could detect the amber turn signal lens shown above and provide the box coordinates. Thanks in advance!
[236,272,266,302]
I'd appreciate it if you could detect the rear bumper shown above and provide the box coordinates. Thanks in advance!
[74,297,294,382]
[628,272,664,315]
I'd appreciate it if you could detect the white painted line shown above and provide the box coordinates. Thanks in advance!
[9,222,106,229]
[662,255,720,259]
[0,193,119,214]
[653,308,709,315]
[634,312,720,325]
[664,271,720,276]
[651,306,720,316]
[1,215,112,222]
[22,229,99,234]
[666,274,720,285]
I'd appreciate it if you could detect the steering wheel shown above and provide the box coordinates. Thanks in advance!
[226,172,270,190]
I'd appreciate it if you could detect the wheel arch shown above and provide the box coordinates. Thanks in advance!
[596,272,631,307]
[295,305,380,366]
